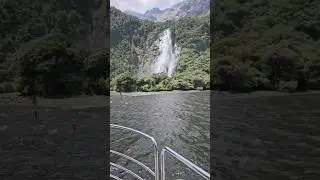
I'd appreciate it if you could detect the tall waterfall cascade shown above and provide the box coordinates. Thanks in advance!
[152,29,180,77]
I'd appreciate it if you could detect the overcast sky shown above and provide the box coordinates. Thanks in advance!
[110,0,184,13]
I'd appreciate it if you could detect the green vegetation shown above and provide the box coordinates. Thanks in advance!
[212,0,320,92]
[111,0,320,93]
[1,0,319,95]
[0,0,108,97]
[110,7,210,92]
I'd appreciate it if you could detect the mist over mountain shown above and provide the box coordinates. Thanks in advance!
[123,10,156,21]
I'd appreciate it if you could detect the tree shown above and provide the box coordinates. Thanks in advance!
[18,33,85,97]
[114,73,137,92]
[84,49,109,95]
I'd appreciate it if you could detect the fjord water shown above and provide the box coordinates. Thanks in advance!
[110,91,210,179]
[111,91,320,180]
[212,92,320,180]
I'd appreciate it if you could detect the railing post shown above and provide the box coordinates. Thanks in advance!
[160,147,210,180]
[110,124,160,180]
[160,148,166,180]
[110,124,210,180]
[154,142,159,180]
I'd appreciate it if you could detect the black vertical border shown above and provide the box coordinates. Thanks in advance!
[106,0,111,178]
[210,0,215,179]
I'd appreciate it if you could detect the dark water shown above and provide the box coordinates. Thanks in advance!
[0,103,107,180]
[110,91,210,180]
[212,92,320,180]
[111,91,320,180]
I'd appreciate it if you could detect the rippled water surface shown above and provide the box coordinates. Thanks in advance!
[212,92,320,180]
[111,91,320,180]
[110,91,210,180]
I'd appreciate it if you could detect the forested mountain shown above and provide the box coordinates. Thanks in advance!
[112,0,320,92]
[212,0,320,91]
[1,0,319,95]
[123,0,210,22]
[110,7,210,92]
[0,0,108,96]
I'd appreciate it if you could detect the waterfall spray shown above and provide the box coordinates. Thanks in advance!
[153,28,179,77]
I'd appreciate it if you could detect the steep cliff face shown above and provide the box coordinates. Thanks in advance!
[110,7,210,81]
[90,0,107,50]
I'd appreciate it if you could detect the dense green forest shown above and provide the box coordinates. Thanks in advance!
[1,0,319,96]
[212,0,320,92]
[111,0,320,93]
[0,0,108,97]
[110,7,210,92]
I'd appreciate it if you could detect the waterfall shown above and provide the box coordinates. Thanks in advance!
[153,28,179,77]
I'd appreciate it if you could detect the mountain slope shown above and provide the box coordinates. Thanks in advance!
[123,10,156,21]
[122,0,210,22]
[110,7,210,91]
[0,0,108,96]
[211,0,320,92]
[157,0,210,22]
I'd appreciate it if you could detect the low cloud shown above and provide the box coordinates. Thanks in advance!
[110,0,184,13]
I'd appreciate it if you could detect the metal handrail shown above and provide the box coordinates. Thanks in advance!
[110,124,159,180]
[110,124,210,180]
[110,174,123,180]
[160,147,210,180]
[110,150,155,176]
[111,162,144,180]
